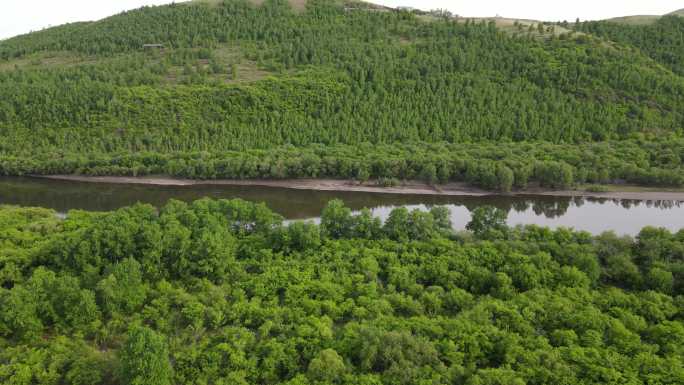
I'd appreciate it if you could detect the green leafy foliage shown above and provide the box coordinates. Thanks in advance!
[0,199,683,384]
[578,16,684,75]
[0,1,683,190]
[120,325,173,385]
[1,139,683,190]
[466,205,508,239]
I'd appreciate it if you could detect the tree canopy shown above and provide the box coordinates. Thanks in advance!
[0,1,683,190]
[0,199,682,384]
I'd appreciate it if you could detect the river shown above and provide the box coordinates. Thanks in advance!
[0,176,682,235]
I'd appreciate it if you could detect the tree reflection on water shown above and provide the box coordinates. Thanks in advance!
[0,176,682,235]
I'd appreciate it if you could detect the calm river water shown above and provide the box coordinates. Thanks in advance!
[1,177,682,235]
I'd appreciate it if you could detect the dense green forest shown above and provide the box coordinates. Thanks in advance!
[0,198,682,384]
[0,0,683,190]
[577,15,684,76]
[2,4,683,384]
[2,139,684,191]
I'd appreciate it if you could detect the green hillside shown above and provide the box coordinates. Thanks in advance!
[603,15,661,26]
[0,0,683,190]
[1,4,684,383]
[578,15,684,75]
[603,8,684,25]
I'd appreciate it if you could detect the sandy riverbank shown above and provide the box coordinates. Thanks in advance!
[33,175,684,201]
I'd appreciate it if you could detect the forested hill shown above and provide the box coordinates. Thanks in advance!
[578,15,684,75]
[1,0,683,190]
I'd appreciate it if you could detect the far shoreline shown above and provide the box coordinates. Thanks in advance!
[28,175,684,201]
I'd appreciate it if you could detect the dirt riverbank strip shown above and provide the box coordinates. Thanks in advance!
[33,175,684,201]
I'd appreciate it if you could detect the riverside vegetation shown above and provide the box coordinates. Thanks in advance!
[0,0,683,191]
[2,3,684,385]
[0,198,683,384]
